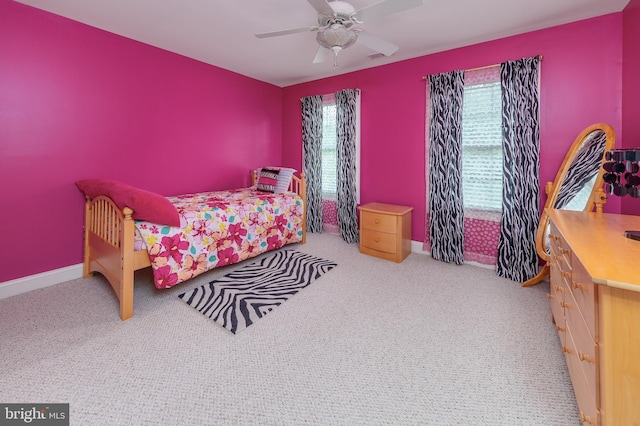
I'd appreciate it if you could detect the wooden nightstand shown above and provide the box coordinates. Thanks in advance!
[358,202,413,263]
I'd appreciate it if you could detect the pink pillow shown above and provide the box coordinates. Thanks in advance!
[76,179,180,226]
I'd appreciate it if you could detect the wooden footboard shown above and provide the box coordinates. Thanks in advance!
[291,173,307,244]
[83,196,150,320]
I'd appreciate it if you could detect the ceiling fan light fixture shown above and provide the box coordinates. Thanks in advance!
[316,25,357,69]
[316,25,357,50]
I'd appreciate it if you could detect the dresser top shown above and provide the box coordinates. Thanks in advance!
[547,209,640,292]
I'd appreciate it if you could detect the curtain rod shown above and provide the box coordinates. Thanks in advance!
[300,88,360,101]
[421,55,543,80]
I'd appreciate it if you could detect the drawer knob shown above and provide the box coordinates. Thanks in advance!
[547,293,555,300]
[560,301,571,309]
[562,346,571,354]
[561,271,571,278]
[555,325,565,332]
[579,352,594,363]
[375,219,380,224]
[580,412,595,425]
[572,281,585,291]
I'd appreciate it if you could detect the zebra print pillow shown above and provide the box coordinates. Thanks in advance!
[256,168,280,192]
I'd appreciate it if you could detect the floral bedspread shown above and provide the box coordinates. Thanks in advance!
[134,188,304,289]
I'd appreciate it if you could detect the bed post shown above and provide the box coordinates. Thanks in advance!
[83,198,93,278]
[120,207,135,320]
[300,172,307,244]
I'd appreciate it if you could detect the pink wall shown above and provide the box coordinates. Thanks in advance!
[0,0,283,282]
[622,0,640,215]
[1,0,627,284]
[282,14,624,243]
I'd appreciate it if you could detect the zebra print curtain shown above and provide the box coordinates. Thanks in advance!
[496,56,541,282]
[335,89,360,243]
[301,95,324,233]
[428,70,466,264]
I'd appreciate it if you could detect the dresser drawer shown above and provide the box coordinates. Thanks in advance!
[361,211,397,234]
[550,278,566,345]
[565,322,599,426]
[568,257,596,341]
[361,229,397,254]
[550,226,571,274]
[564,288,597,398]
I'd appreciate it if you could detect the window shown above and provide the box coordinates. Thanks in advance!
[322,101,337,198]
[320,94,361,201]
[461,72,502,211]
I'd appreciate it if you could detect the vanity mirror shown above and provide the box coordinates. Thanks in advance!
[522,123,616,287]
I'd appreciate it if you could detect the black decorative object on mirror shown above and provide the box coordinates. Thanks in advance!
[604,148,640,240]
[603,148,640,198]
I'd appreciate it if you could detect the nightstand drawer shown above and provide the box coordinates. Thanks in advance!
[361,212,397,233]
[361,229,397,254]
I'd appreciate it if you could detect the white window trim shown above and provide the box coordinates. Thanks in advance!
[461,67,502,213]
[320,92,360,203]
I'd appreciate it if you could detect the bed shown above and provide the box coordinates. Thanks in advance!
[79,169,306,321]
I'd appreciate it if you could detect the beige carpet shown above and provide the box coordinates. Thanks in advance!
[0,233,580,425]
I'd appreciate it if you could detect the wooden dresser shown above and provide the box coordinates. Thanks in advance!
[358,202,413,263]
[546,209,640,425]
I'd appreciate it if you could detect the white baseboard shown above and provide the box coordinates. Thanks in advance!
[0,264,83,300]
[0,240,492,300]
[410,240,429,255]
[410,240,494,270]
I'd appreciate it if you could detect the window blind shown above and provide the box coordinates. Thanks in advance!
[322,103,337,196]
[461,80,503,211]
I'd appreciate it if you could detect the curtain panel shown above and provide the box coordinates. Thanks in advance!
[335,89,360,243]
[301,95,324,233]
[496,56,541,282]
[427,70,466,264]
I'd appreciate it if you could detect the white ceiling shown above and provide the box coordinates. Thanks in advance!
[14,0,630,87]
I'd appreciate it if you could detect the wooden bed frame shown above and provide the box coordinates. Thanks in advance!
[83,172,306,321]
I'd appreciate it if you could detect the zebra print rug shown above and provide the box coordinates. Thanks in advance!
[178,250,337,334]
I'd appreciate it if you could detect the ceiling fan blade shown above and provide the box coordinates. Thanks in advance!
[354,0,423,22]
[306,0,335,16]
[312,46,330,63]
[355,30,399,56]
[255,26,319,38]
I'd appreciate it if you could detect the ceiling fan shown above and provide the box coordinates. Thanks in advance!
[255,0,424,67]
